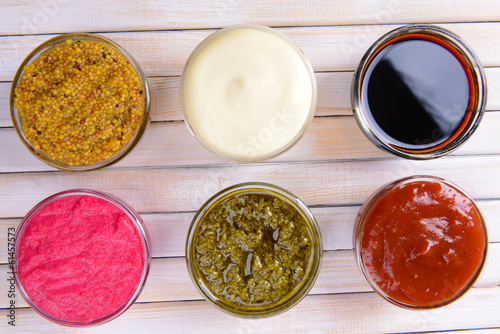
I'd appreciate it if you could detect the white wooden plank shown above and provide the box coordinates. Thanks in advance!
[104,66,500,119]
[2,198,499,261]
[2,109,500,173]
[1,2,500,333]
[0,71,352,127]
[1,287,499,333]
[0,250,373,309]
[2,244,499,314]
[0,114,388,173]
[1,155,500,218]
[0,82,9,126]
[3,66,500,128]
[1,0,500,36]
[2,23,500,81]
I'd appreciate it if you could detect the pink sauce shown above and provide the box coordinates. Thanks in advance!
[17,194,145,324]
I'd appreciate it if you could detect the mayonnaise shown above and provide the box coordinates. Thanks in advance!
[181,26,316,161]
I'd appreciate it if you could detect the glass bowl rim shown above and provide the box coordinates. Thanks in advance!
[185,182,323,318]
[179,24,318,163]
[10,32,151,171]
[353,175,488,309]
[14,188,152,327]
[351,24,487,160]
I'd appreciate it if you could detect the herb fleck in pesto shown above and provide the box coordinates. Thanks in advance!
[193,193,313,309]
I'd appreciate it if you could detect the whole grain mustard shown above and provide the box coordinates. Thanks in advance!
[14,39,145,166]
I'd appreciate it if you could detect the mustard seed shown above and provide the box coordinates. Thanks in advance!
[14,38,145,166]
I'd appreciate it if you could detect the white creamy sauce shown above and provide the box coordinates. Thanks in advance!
[182,27,314,160]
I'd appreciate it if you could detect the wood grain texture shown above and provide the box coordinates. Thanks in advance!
[3,198,499,309]
[2,198,500,261]
[2,1,500,333]
[2,64,499,173]
[1,0,500,36]
[1,155,500,218]
[3,66,500,128]
[1,287,500,333]
[2,243,499,309]
[0,251,372,308]
[1,109,500,173]
[2,22,500,82]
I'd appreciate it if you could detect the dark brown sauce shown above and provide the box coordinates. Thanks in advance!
[361,38,471,150]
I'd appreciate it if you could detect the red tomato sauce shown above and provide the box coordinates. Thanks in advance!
[17,195,145,323]
[361,180,487,307]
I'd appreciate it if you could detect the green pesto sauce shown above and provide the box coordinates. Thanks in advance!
[193,193,313,309]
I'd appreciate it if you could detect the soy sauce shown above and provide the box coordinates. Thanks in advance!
[361,38,471,150]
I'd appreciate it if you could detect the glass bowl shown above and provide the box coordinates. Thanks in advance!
[352,25,487,159]
[14,189,151,326]
[186,182,323,318]
[353,175,488,309]
[10,33,150,171]
[180,25,317,163]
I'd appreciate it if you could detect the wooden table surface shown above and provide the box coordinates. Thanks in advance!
[1,1,500,333]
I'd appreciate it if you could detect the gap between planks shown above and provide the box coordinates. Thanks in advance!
[2,67,500,127]
[1,0,500,36]
[1,245,499,310]
[1,286,499,333]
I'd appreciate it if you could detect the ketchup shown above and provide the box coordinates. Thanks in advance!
[360,179,487,307]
